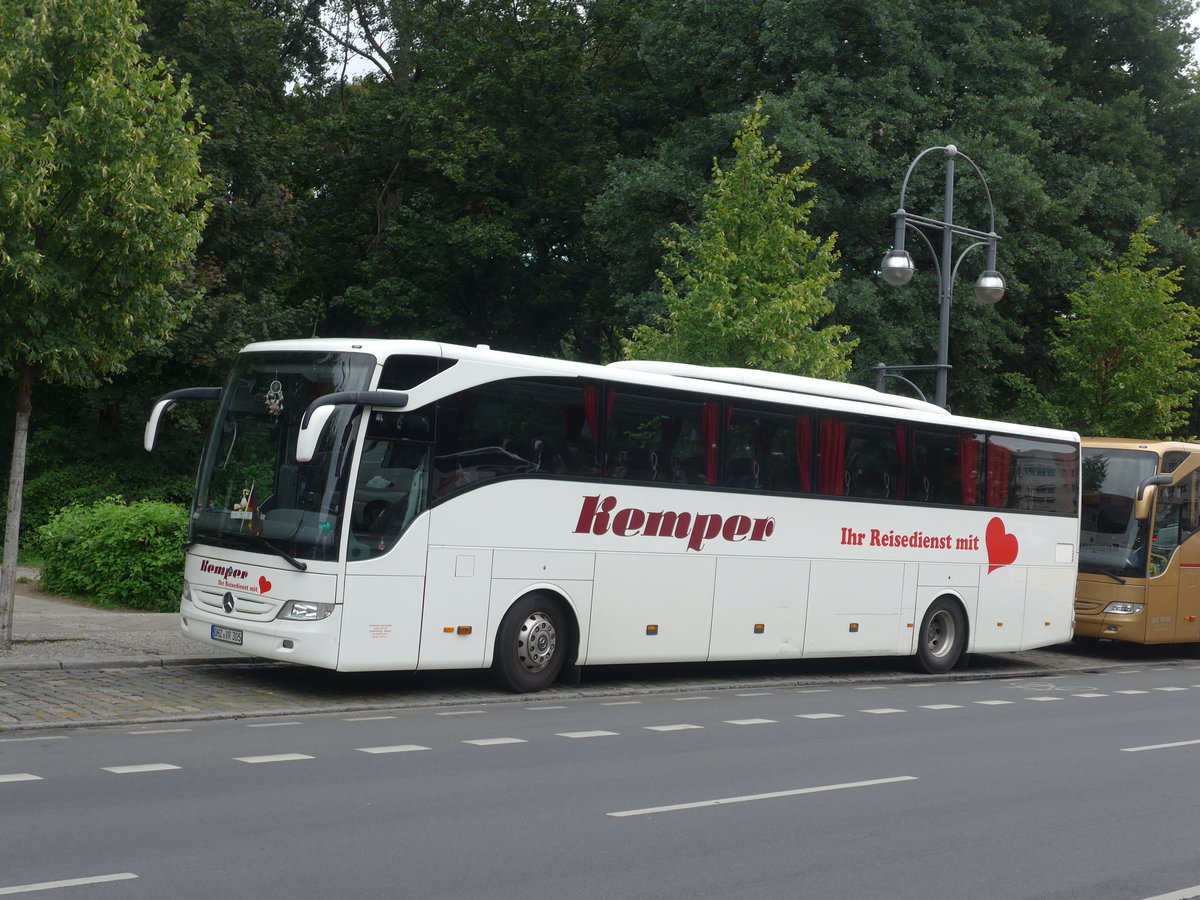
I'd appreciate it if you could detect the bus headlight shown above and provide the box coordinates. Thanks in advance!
[278,600,335,621]
[1102,602,1145,615]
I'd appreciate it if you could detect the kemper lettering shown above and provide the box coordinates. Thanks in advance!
[200,559,249,580]
[575,495,775,552]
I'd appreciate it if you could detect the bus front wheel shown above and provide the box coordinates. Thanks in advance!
[491,593,567,693]
[915,598,967,674]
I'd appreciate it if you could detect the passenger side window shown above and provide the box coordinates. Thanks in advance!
[986,435,1078,515]
[1151,470,1200,575]
[724,407,809,493]
[911,429,983,505]
[433,378,596,500]
[606,388,714,485]
[349,410,432,558]
[817,416,904,499]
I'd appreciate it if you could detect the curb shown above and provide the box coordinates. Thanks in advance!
[0,656,262,672]
[0,654,1150,733]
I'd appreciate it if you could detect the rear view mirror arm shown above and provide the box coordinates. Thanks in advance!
[144,387,222,451]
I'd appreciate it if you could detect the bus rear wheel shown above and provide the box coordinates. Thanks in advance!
[916,597,967,674]
[491,593,567,693]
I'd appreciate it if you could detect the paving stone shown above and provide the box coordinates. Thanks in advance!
[1,568,1192,731]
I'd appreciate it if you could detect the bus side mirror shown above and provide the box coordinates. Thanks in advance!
[296,406,337,463]
[295,389,410,463]
[144,387,222,451]
[1134,474,1173,520]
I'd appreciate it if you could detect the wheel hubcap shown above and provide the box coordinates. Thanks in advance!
[517,612,557,673]
[925,609,956,659]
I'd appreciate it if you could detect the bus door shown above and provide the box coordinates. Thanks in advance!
[338,408,433,671]
[1151,468,1200,642]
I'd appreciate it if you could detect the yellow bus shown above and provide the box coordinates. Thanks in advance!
[1076,437,1200,649]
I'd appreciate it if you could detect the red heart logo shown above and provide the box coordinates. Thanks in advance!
[985,517,1018,573]
[258,576,272,594]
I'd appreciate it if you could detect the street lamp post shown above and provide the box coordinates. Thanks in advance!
[879,144,1004,409]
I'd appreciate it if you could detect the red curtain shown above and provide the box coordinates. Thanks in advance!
[818,418,846,495]
[986,441,1012,507]
[796,415,812,492]
[583,387,597,440]
[959,434,980,506]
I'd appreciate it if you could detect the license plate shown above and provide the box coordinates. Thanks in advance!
[211,625,243,645]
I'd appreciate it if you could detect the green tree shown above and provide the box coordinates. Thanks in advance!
[0,0,208,647]
[589,0,1200,413]
[303,0,623,358]
[1049,219,1200,437]
[623,101,855,378]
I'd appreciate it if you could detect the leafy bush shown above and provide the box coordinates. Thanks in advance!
[19,462,193,549]
[37,497,188,611]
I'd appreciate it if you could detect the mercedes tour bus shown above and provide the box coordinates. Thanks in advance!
[145,339,1081,691]
[1076,437,1200,651]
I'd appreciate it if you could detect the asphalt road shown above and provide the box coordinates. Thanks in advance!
[5,663,1200,900]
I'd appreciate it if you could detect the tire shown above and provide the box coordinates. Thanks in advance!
[491,593,568,693]
[915,597,967,674]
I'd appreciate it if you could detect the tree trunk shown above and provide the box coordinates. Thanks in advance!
[0,365,34,651]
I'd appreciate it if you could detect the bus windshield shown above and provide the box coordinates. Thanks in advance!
[1079,447,1158,578]
[192,350,374,563]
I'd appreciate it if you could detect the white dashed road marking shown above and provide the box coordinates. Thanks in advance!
[644,724,703,732]
[797,713,843,719]
[1138,880,1200,900]
[724,719,776,725]
[0,873,138,895]
[0,774,42,784]
[463,738,526,746]
[1122,738,1200,753]
[102,764,180,774]
[557,731,619,739]
[234,753,314,764]
[920,704,962,710]
[608,776,919,818]
[357,745,429,754]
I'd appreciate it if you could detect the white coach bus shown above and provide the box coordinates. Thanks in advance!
[145,339,1080,692]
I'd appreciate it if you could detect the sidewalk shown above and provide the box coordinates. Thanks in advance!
[0,567,244,671]
[0,568,1186,731]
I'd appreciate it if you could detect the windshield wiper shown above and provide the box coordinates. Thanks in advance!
[1079,564,1126,584]
[256,538,308,571]
[190,533,308,571]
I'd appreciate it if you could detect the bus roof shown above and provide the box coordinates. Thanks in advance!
[239,337,1079,443]
[1082,437,1200,454]
[607,360,947,415]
